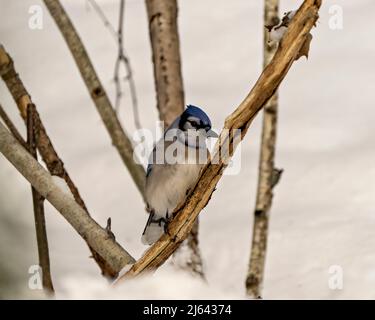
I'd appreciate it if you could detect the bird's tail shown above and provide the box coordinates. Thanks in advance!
[141,212,166,245]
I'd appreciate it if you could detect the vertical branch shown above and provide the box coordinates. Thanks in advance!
[246,0,282,298]
[113,0,141,130]
[27,104,54,294]
[145,0,204,277]
[43,0,146,197]
[145,0,185,128]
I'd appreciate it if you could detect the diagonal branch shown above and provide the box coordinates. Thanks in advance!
[0,120,135,273]
[116,0,322,282]
[43,0,146,198]
[0,45,127,277]
[87,0,117,38]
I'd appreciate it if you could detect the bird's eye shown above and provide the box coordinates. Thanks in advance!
[189,120,198,127]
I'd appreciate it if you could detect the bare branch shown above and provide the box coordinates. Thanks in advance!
[0,121,135,273]
[245,0,281,300]
[87,0,117,38]
[43,0,146,197]
[146,0,185,128]
[27,104,54,294]
[0,45,125,277]
[113,0,141,130]
[116,0,322,282]
[87,0,141,129]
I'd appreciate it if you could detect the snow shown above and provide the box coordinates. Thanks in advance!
[269,10,297,44]
[1,0,375,299]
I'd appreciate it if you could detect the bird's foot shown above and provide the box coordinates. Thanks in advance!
[153,217,171,237]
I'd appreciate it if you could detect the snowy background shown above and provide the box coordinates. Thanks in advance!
[0,0,374,299]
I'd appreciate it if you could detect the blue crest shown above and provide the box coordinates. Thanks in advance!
[180,104,212,129]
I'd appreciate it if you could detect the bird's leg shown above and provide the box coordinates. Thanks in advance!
[156,217,168,226]
[164,211,172,236]
[164,222,170,236]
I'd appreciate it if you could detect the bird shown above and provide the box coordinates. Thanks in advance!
[141,105,218,245]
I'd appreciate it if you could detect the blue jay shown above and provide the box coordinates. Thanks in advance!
[142,105,218,245]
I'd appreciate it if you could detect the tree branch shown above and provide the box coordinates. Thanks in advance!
[0,103,55,291]
[43,0,146,197]
[116,0,321,282]
[87,0,141,129]
[0,45,126,277]
[145,0,204,277]
[245,0,281,299]
[113,0,141,131]
[0,121,136,273]
[146,0,185,128]
[26,104,54,294]
[87,0,117,38]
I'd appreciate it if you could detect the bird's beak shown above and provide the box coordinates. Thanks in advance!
[206,129,218,138]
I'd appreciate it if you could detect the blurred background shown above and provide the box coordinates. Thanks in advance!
[0,0,374,299]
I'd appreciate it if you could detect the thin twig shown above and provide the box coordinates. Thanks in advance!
[27,103,54,294]
[43,0,146,197]
[87,0,117,38]
[88,0,141,130]
[115,0,322,283]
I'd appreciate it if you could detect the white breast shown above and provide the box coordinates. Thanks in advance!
[145,139,207,219]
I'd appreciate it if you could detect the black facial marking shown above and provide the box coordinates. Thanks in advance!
[178,112,188,131]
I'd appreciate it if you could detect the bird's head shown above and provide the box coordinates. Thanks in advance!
[178,105,218,138]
